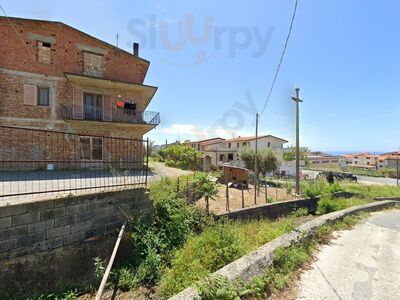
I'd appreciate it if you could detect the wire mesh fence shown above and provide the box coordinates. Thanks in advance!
[0,125,149,202]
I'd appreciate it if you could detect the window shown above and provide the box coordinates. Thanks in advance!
[237,143,239,148]
[79,137,103,160]
[242,142,247,147]
[37,87,50,106]
[228,142,231,148]
[83,93,103,120]
[228,153,234,160]
[267,142,271,148]
[220,154,225,161]
[38,41,51,64]
[83,52,105,77]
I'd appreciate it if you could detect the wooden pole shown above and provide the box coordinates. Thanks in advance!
[265,181,268,203]
[254,113,259,205]
[226,183,229,212]
[177,177,180,193]
[241,183,245,208]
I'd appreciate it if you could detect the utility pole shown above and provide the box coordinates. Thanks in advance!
[291,87,303,195]
[397,149,399,187]
[254,113,259,205]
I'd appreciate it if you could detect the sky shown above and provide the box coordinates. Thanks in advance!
[2,0,400,153]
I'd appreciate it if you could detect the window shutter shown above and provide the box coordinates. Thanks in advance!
[23,84,37,105]
[103,95,112,121]
[73,90,83,119]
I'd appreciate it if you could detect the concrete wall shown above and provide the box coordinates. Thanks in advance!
[217,197,320,220]
[0,188,151,297]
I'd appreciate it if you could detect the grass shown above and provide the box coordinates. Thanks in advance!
[196,213,368,299]
[158,217,299,298]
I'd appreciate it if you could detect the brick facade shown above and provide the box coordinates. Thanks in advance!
[0,17,159,170]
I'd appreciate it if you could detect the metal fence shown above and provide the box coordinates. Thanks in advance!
[0,125,149,202]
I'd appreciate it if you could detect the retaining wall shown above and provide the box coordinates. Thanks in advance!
[170,200,399,300]
[217,197,320,220]
[0,188,151,297]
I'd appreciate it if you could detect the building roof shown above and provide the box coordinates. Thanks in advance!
[200,138,226,146]
[0,16,150,64]
[225,135,288,143]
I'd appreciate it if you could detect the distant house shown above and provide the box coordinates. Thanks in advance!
[185,135,288,171]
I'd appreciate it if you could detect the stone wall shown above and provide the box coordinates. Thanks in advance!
[217,197,320,220]
[0,188,151,297]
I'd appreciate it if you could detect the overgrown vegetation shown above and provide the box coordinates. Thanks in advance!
[239,147,278,175]
[156,144,200,170]
[195,214,367,299]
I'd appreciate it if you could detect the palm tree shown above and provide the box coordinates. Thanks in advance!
[194,173,219,214]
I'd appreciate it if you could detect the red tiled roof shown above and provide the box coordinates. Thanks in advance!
[224,135,288,143]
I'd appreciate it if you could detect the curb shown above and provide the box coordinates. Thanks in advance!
[169,200,399,300]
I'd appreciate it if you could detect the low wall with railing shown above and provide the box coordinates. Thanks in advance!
[0,188,151,298]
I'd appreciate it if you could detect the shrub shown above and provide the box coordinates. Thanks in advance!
[159,144,200,170]
[302,179,328,198]
[316,197,340,214]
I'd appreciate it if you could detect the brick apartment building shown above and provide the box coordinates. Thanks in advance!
[0,17,160,170]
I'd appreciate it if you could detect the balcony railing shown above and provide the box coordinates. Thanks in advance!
[61,105,160,126]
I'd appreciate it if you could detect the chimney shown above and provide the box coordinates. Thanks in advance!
[133,42,139,56]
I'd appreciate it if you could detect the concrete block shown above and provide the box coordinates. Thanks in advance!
[85,225,105,238]
[0,204,28,218]
[17,231,45,248]
[55,215,77,227]
[46,225,71,239]
[28,219,55,233]
[70,220,92,234]
[64,231,85,245]
[97,206,115,217]
[105,220,124,233]
[0,238,17,252]
[0,217,12,229]
[76,211,96,222]
[12,212,40,226]
[40,207,66,221]
[0,225,28,240]
[28,200,55,212]
[66,203,87,215]
[46,236,64,249]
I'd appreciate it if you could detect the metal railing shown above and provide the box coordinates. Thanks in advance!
[61,105,160,126]
[0,125,149,202]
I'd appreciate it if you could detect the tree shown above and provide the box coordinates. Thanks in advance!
[239,147,278,175]
[283,146,309,164]
[159,144,200,170]
[194,173,219,214]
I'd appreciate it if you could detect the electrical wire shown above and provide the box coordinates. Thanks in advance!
[259,0,299,116]
[0,4,37,61]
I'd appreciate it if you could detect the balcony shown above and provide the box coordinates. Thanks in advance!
[61,105,160,126]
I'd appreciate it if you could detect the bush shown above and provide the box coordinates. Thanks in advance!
[291,207,309,217]
[302,179,328,198]
[159,144,200,170]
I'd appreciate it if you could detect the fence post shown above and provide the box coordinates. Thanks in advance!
[275,186,278,201]
[226,183,229,212]
[145,138,149,187]
[265,181,268,203]
[186,177,189,202]
[177,177,180,193]
[241,183,245,208]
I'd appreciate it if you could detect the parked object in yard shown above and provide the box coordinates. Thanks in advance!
[318,171,357,182]
[222,165,249,186]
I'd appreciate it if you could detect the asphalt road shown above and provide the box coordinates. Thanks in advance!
[355,175,398,186]
[297,210,400,300]
[303,170,399,186]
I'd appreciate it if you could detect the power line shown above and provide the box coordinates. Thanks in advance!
[0,4,37,61]
[259,0,299,116]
